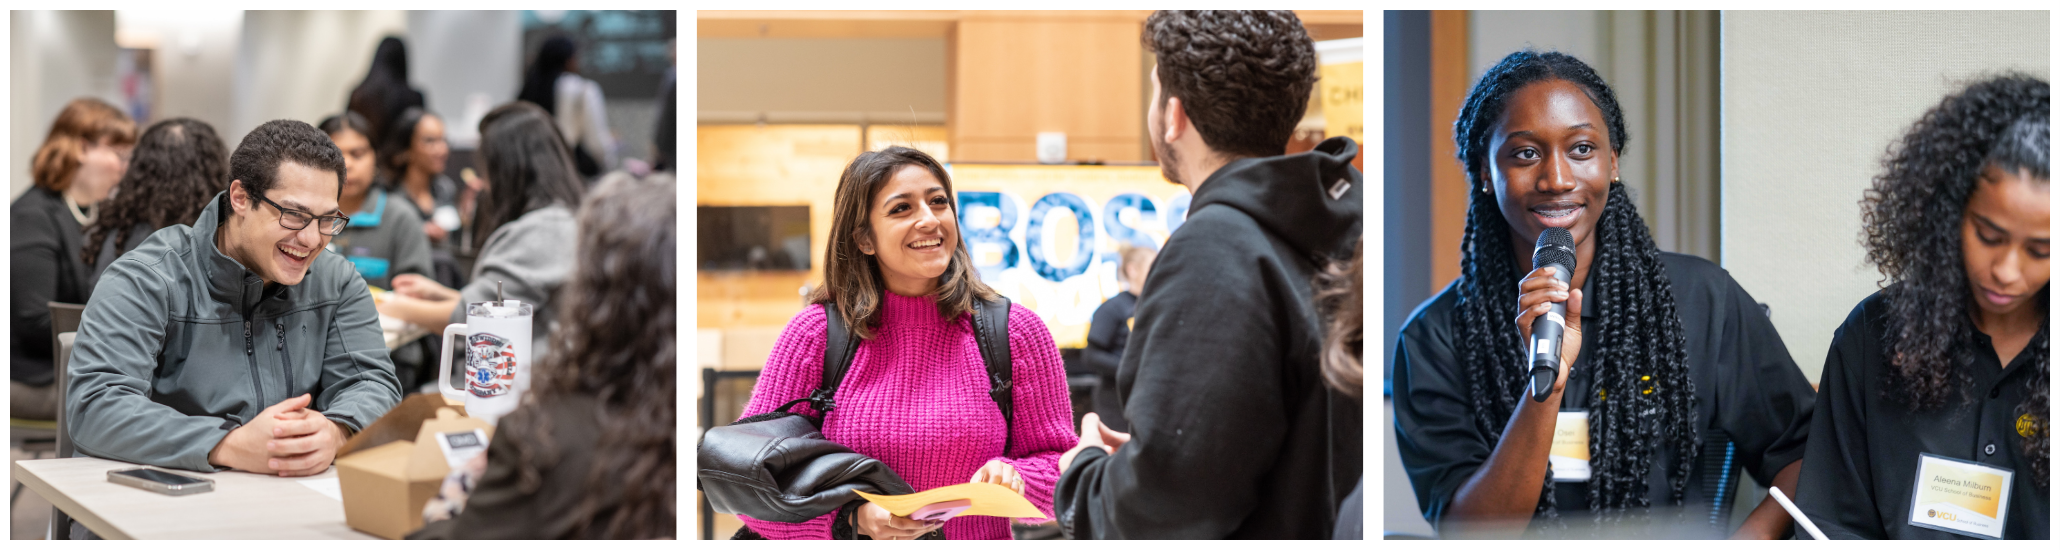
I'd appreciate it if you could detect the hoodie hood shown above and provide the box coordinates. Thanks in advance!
[1187,136,1363,259]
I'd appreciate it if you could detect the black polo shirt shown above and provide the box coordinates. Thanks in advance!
[1394,252,1818,537]
[1796,288,2049,540]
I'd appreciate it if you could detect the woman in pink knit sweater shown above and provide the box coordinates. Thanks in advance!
[736,146,1076,540]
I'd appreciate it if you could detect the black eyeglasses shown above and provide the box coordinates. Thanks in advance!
[253,194,348,236]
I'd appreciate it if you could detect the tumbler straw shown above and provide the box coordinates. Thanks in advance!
[497,280,504,305]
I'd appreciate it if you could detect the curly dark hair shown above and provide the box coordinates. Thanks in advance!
[1142,10,1318,159]
[1859,73,2048,486]
[498,171,676,538]
[80,117,228,266]
[1451,50,1699,534]
[228,119,345,202]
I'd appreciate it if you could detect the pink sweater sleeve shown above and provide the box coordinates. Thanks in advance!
[992,304,1079,524]
[734,304,837,539]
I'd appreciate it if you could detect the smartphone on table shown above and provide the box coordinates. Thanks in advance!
[107,466,214,496]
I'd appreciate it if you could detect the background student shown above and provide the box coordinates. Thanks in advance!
[410,172,677,539]
[1798,74,2049,540]
[518,35,615,179]
[377,101,581,355]
[11,97,135,421]
[81,117,230,291]
[378,107,465,289]
[322,110,432,292]
[347,36,427,150]
[1084,243,1155,432]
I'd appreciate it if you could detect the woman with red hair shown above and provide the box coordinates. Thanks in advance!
[11,97,136,419]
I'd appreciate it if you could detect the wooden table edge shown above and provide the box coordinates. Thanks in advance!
[13,460,134,540]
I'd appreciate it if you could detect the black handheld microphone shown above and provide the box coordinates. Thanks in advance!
[1527,227,1576,402]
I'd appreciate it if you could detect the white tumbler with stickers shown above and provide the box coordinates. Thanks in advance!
[439,299,533,425]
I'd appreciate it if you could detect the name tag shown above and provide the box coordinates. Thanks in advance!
[1908,453,2014,539]
[1550,411,1590,482]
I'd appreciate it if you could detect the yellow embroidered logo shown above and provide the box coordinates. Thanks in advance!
[2018,413,2041,439]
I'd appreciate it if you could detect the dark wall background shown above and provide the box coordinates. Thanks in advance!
[1383,10,1431,396]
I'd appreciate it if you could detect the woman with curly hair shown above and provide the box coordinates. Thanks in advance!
[80,117,228,291]
[1797,74,2049,540]
[1393,50,1818,539]
[410,171,675,539]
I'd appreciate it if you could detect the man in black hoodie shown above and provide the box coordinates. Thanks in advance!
[1054,10,1362,539]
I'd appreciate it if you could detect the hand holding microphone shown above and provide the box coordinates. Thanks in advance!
[1515,228,1583,402]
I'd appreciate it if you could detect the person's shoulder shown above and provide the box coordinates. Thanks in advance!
[515,204,577,230]
[381,193,424,226]
[781,302,833,344]
[1171,204,1266,243]
[485,205,577,247]
[10,188,60,228]
[1002,300,1055,345]
[305,250,370,298]
[1839,286,1894,335]
[94,226,191,296]
[1399,277,1463,343]
[1158,207,1273,271]
[1656,251,1732,289]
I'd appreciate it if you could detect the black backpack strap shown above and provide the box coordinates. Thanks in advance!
[969,295,1015,456]
[786,301,861,420]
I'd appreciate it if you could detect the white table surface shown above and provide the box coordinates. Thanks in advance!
[12,456,378,539]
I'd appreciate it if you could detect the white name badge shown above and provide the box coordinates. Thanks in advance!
[1907,453,2014,539]
[1549,411,1590,482]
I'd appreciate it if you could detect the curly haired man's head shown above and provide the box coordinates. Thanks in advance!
[1143,11,1317,183]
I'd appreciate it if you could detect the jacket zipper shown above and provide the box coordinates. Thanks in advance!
[243,283,264,418]
[279,321,293,396]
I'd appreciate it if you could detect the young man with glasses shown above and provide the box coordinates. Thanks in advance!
[66,120,401,483]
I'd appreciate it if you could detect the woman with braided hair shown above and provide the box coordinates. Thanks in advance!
[1393,49,1817,539]
[1797,74,2048,540]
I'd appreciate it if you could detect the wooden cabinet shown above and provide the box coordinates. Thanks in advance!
[949,11,1152,163]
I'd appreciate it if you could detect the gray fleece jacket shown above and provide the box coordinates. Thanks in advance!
[66,192,401,472]
[451,204,576,357]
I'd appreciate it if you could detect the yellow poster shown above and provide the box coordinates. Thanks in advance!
[1317,37,1364,146]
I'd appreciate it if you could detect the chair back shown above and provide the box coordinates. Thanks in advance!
[47,302,85,359]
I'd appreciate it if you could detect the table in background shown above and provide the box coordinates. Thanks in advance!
[381,313,429,350]
[12,457,376,539]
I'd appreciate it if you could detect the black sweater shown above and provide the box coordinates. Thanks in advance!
[10,186,94,385]
[1056,136,1364,539]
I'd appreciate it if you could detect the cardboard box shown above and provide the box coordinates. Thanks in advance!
[334,394,493,539]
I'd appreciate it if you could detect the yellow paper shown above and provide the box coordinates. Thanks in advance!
[854,482,1046,520]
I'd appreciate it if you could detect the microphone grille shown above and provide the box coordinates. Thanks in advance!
[1533,227,1577,270]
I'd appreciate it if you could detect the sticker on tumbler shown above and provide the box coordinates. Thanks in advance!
[1550,410,1590,482]
[465,333,519,398]
[1907,453,2012,539]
